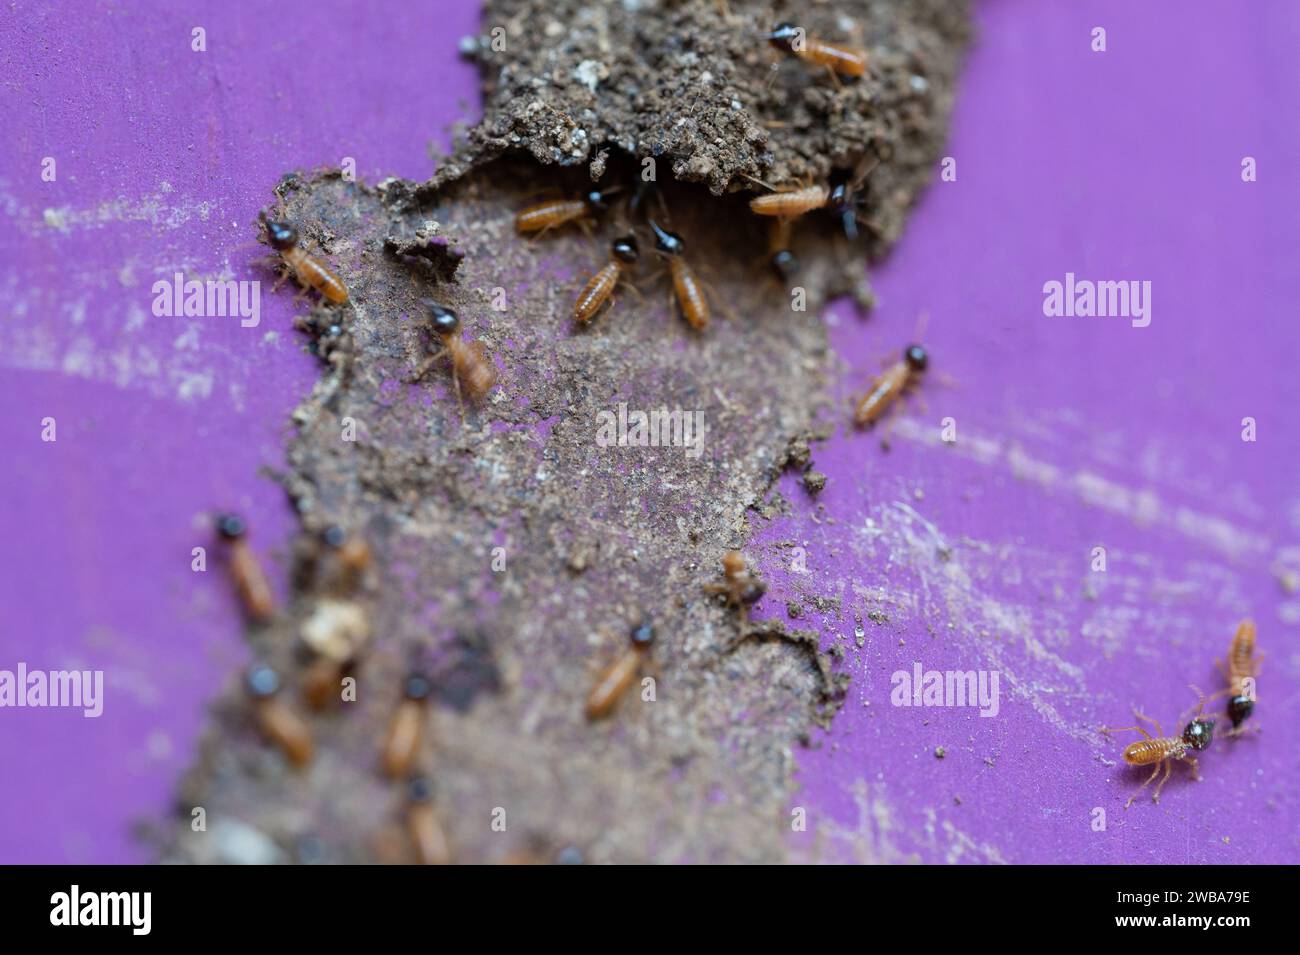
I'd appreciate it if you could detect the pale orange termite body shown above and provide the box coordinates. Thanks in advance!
[749,184,830,219]
[216,514,275,623]
[414,304,498,401]
[650,221,708,330]
[1215,619,1260,733]
[574,235,640,325]
[516,188,616,236]
[586,619,655,720]
[516,198,587,233]
[799,40,868,77]
[264,217,348,304]
[854,345,929,427]
[1103,703,1214,808]
[383,673,431,779]
[246,665,314,768]
[768,22,867,78]
[704,550,767,609]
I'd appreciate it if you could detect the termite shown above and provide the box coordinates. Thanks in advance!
[406,775,453,865]
[298,597,370,710]
[320,524,372,596]
[585,618,655,720]
[748,182,831,220]
[409,303,498,402]
[826,153,880,240]
[854,344,928,427]
[383,671,432,779]
[1102,694,1215,808]
[1210,619,1261,735]
[246,664,314,768]
[767,21,868,79]
[573,235,640,325]
[515,188,618,236]
[649,220,709,331]
[261,215,349,304]
[703,550,767,609]
[215,514,275,624]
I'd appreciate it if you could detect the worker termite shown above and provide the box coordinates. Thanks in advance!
[767,21,868,79]
[748,182,831,220]
[1102,693,1215,808]
[585,618,655,720]
[649,220,709,331]
[1210,619,1261,736]
[298,596,371,711]
[515,187,619,236]
[408,303,498,402]
[854,344,929,428]
[573,235,640,325]
[261,214,349,305]
[320,524,372,596]
[406,775,453,865]
[383,671,432,779]
[215,514,275,624]
[246,664,314,768]
[703,550,767,609]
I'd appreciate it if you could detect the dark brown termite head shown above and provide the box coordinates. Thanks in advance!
[263,217,299,251]
[740,581,768,605]
[584,188,611,212]
[629,617,655,650]
[771,249,799,281]
[904,344,929,373]
[407,774,435,805]
[649,220,685,257]
[403,671,433,701]
[767,21,801,53]
[1182,717,1215,751]
[424,301,461,338]
[322,524,348,549]
[215,513,247,541]
[611,234,640,264]
[245,663,282,699]
[1227,695,1254,728]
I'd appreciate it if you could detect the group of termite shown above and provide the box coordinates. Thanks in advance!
[259,20,920,428]
[1101,620,1261,808]
[213,503,766,862]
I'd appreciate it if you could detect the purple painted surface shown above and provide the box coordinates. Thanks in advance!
[2,0,1297,864]
[0,0,482,863]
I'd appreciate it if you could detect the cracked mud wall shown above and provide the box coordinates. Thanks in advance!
[154,0,971,863]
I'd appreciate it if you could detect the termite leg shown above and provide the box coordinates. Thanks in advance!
[1100,724,1152,741]
[1133,710,1164,738]
[1184,755,1202,783]
[1126,762,1163,809]
[1150,760,1175,803]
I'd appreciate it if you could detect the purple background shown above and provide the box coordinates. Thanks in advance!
[2,0,1297,863]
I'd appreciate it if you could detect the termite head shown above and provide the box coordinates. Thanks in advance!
[741,581,768,605]
[612,234,640,264]
[767,22,801,53]
[215,513,248,541]
[1227,695,1254,727]
[904,344,929,373]
[424,302,461,337]
[1181,716,1215,751]
[322,524,348,549]
[246,664,282,699]
[585,189,611,211]
[403,671,433,702]
[649,220,685,257]
[630,617,655,650]
[263,218,299,251]
[407,774,434,804]
[771,249,799,281]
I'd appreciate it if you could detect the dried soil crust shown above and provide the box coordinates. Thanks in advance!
[154,0,970,864]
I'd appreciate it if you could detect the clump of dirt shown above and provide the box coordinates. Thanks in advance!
[152,0,970,864]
